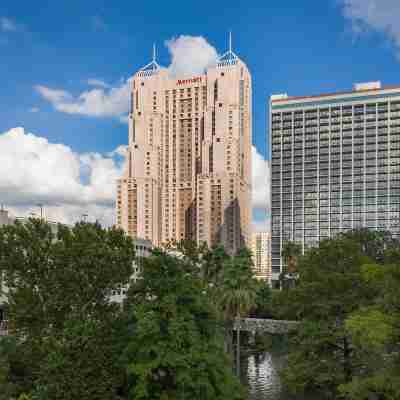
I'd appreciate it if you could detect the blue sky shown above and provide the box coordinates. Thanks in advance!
[1,0,400,227]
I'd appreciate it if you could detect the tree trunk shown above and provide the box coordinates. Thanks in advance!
[343,336,352,382]
[224,322,234,357]
[236,315,240,377]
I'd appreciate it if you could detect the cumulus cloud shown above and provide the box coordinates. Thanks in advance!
[342,0,400,54]
[251,145,270,234]
[107,145,127,158]
[252,219,270,234]
[165,35,218,78]
[1,128,269,230]
[35,35,219,120]
[29,107,40,113]
[0,127,124,226]
[0,17,19,32]
[35,81,130,121]
[87,78,110,88]
[252,146,270,212]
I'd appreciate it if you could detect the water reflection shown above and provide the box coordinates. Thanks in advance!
[241,350,323,400]
[241,351,286,400]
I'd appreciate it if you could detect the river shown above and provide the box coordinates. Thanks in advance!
[241,349,322,400]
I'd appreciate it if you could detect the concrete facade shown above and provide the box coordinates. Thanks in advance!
[250,231,271,282]
[109,238,152,304]
[117,48,252,255]
[270,82,400,286]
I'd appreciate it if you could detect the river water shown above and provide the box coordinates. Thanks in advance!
[241,351,286,399]
[241,350,322,400]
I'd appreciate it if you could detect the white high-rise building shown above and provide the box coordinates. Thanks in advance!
[250,231,271,282]
[270,82,400,287]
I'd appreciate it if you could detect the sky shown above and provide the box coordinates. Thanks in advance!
[1,0,400,230]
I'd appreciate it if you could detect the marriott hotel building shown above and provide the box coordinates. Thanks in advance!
[117,47,252,254]
[270,82,400,285]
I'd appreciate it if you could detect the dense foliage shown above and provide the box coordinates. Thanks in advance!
[124,249,244,399]
[0,220,135,399]
[0,221,257,399]
[279,229,400,400]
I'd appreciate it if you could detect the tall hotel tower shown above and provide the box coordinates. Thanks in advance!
[117,42,252,254]
[270,82,400,287]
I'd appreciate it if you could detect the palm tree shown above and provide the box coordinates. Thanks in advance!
[280,240,302,287]
[202,245,228,285]
[219,248,258,377]
[281,241,302,274]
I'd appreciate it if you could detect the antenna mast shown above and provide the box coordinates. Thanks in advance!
[217,31,238,64]
[139,42,160,72]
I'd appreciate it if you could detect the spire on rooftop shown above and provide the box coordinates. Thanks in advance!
[140,42,160,72]
[218,31,238,64]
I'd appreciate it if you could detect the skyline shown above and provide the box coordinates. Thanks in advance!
[1,0,400,230]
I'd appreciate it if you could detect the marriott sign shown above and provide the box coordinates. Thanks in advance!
[176,77,202,85]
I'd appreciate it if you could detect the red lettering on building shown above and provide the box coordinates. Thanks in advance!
[177,77,202,85]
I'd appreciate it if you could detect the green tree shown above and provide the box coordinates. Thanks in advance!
[219,248,258,376]
[124,249,244,400]
[341,228,396,264]
[201,245,229,287]
[280,241,302,289]
[281,240,302,274]
[339,259,400,399]
[250,280,273,319]
[0,219,135,399]
[280,234,376,397]
[31,313,128,400]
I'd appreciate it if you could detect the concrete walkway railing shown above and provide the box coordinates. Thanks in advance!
[233,318,299,334]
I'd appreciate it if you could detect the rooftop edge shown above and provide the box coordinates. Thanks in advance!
[271,83,400,104]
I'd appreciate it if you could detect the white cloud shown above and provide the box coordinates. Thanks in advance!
[29,107,40,113]
[35,86,71,104]
[87,78,110,88]
[165,35,218,78]
[35,81,130,120]
[251,145,270,234]
[342,0,400,53]
[0,127,124,226]
[107,145,127,157]
[0,17,18,32]
[1,128,269,232]
[35,35,219,120]
[252,146,270,212]
[252,219,270,234]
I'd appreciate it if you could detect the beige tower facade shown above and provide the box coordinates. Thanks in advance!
[250,232,271,282]
[117,46,252,254]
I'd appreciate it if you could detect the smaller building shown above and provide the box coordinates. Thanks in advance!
[109,238,153,304]
[250,232,271,282]
[0,209,13,227]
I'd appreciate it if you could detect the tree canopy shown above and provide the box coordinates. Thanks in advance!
[0,223,257,400]
[0,219,135,399]
[279,229,400,399]
[124,249,245,399]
